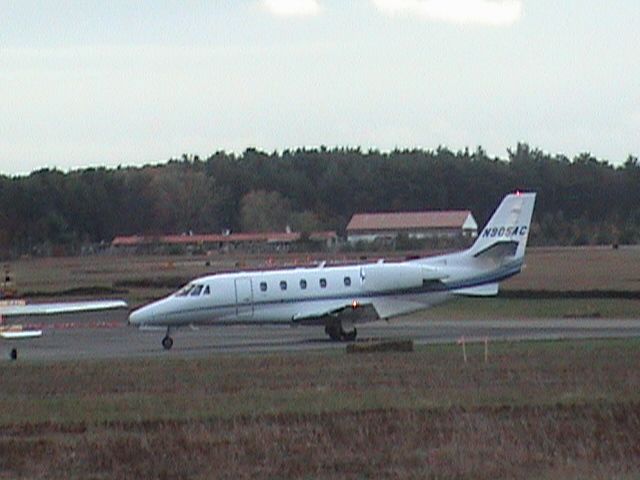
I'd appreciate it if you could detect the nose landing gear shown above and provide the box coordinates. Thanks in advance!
[162,327,174,350]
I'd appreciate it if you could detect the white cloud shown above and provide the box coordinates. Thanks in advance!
[261,0,322,17]
[372,0,523,26]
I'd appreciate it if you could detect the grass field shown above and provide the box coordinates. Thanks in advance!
[418,297,640,319]
[1,339,639,478]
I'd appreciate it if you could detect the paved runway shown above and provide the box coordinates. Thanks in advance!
[4,318,640,361]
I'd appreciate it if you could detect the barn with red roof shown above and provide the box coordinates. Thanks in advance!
[346,210,477,245]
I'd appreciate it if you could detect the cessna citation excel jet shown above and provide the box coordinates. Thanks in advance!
[129,192,536,350]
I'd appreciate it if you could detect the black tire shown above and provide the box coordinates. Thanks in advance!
[325,325,342,341]
[341,328,357,342]
[162,336,173,350]
[9,348,17,360]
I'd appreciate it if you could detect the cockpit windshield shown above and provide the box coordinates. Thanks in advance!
[175,284,194,297]
[175,283,210,297]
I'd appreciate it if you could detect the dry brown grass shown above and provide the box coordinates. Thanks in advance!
[1,339,639,478]
[2,404,639,479]
[506,246,640,292]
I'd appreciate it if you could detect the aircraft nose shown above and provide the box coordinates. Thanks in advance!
[128,306,152,326]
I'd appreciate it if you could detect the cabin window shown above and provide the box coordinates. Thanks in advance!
[300,279,307,289]
[260,282,267,292]
[203,285,210,295]
[344,276,351,287]
[280,280,287,291]
[191,284,204,296]
[320,278,327,288]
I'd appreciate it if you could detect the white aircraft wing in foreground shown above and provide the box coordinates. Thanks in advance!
[0,299,128,340]
[129,192,536,349]
[0,327,43,340]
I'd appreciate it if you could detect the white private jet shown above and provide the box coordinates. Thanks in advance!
[129,192,536,349]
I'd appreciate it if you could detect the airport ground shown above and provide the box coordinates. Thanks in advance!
[2,246,640,478]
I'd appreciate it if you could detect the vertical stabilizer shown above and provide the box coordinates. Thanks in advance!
[467,192,536,260]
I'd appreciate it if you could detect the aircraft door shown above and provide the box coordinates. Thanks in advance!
[234,278,254,318]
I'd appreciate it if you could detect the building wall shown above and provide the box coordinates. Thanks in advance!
[347,227,471,244]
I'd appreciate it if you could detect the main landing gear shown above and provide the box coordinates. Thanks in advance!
[325,324,357,342]
[162,327,174,350]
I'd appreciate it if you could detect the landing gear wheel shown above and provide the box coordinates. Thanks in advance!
[325,325,357,342]
[341,328,357,342]
[325,325,342,342]
[9,348,17,360]
[162,335,173,350]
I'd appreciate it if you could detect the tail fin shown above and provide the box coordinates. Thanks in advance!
[467,192,536,261]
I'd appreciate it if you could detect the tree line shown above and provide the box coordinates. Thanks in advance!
[1,143,639,256]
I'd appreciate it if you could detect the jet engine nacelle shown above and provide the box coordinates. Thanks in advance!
[360,264,424,292]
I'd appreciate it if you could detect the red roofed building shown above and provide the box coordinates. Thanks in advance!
[111,231,338,253]
[346,210,477,244]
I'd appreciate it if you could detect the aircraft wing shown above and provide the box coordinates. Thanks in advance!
[0,300,128,317]
[0,327,43,340]
[0,300,127,341]
[292,301,380,326]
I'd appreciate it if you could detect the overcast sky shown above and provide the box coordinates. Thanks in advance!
[1,0,639,175]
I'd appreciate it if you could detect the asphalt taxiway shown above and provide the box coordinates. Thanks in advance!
[4,318,640,361]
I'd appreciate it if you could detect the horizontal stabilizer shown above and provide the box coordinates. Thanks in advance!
[453,283,499,297]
